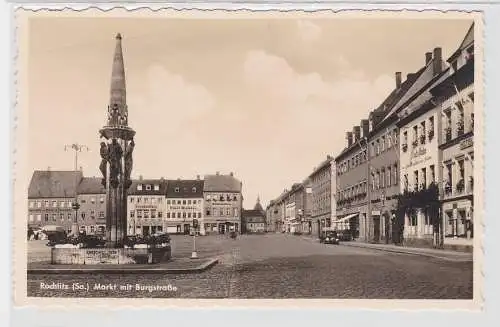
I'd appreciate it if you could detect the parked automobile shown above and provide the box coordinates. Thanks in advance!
[320,230,339,245]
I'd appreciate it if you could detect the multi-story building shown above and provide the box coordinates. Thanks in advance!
[432,24,474,246]
[28,170,83,234]
[165,177,205,235]
[397,47,449,246]
[309,155,333,237]
[335,125,369,240]
[203,172,243,234]
[364,66,426,243]
[242,197,266,233]
[265,200,278,232]
[76,177,106,235]
[126,177,167,236]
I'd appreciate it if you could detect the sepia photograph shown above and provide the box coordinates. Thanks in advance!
[13,8,483,307]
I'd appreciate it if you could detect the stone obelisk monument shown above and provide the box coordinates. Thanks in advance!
[99,33,135,248]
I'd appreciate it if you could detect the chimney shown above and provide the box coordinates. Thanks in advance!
[425,52,432,65]
[406,73,413,81]
[230,172,234,177]
[395,72,402,89]
[433,47,442,76]
[139,175,143,180]
[360,119,369,138]
[346,132,353,147]
[216,171,220,176]
[196,175,200,180]
[79,166,83,172]
[353,126,361,142]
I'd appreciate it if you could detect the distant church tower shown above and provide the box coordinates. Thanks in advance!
[254,196,264,213]
[98,33,136,247]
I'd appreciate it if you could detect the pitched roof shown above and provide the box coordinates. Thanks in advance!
[203,174,242,192]
[28,170,83,198]
[77,177,106,194]
[448,23,474,63]
[166,179,204,198]
[309,155,333,178]
[381,58,447,124]
[128,179,168,196]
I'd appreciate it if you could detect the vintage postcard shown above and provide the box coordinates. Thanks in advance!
[12,7,483,310]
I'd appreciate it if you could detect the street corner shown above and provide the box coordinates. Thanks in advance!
[27,257,220,275]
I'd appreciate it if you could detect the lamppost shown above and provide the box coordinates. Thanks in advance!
[191,218,198,259]
[64,143,88,236]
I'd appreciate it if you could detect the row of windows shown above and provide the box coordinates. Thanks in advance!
[442,94,474,143]
[167,199,202,205]
[206,207,239,217]
[130,209,163,219]
[129,197,163,204]
[371,163,399,190]
[337,149,367,175]
[137,184,161,191]
[402,165,437,192]
[402,116,435,150]
[29,212,103,222]
[29,200,74,208]
[370,129,398,158]
[338,181,368,202]
[205,194,239,202]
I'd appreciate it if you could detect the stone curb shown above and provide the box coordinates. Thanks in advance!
[340,243,472,262]
[27,258,219,275]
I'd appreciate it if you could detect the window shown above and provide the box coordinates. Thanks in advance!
[100,197,104,203]
[380,169,385,188]
[130,210,135,218]
[52,201,57,208]
[52,213,57,221]
[403,174,408,191]
[182,212,186,218]
[29,201,34,208]
[144,210,150,218]
[99,211,104,218]
[166,212,171,219]
[130,197,134,203]
[420,121,426,144]
[158,211,163,218]
[81,212,86,219]
[29,214,34,222]
[206,209,211,216]
[145,184,152,191]
[151,210,156,218]
[403,131,408,144]
[413,125,418,146]
[44,213,49,222]
[145,198,149,204]
[387,166,392,186]
[198,212,202,219]
[188,213,192,218]
[37,214,41,221]
[158,198,162,203]
[91,197,95,204]
[430,165,436,183]
[175,187,180,193]
[192,187,197,193]
[177,200,181,205]
[410,211,418,226]
[414,170,419,190]
[381,136,385,152]
[154,184,160,191]
[60,201,65,207]
[90,210,95,217]
[188,200,191,205]
[152,198,157,205]
[137,210,143,218]
[137,184,143,191]
[387,133,392,148]
[137,197,142,203]
[177,212,181,218]
[44,200,49,207]
[37,201,41,208]
[421,168,427,189]
[183,200,186,205]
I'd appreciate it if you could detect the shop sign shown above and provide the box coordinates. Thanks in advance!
[459,137,473,150]
[135,205,157,209]
[371,210,381,216]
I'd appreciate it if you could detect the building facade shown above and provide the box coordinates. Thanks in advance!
[335,128,368,240]
[433,24,474,246]
[28,170,83,234]
[126,178,167,236]
[76,177,106,235]
[203,172,243,234]
[309,155,333,237]
[397,47,448,246]
[242,198,266,233]
[165,178,205,235]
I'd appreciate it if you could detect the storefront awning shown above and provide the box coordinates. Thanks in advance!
[333,213,359,224]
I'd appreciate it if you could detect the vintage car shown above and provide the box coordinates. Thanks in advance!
[319,230,340,245]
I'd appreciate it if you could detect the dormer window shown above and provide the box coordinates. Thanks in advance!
[175,187,180,193]
[137,184,143,191]
[145,184,152,191]
[154,184,160,191]
[192,187,197,193]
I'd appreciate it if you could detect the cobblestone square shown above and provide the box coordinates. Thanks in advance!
[27,233,472,299]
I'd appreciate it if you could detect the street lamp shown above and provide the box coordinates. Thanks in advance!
[191,218,198,259]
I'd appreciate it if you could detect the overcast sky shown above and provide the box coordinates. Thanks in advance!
[27,16,472,208]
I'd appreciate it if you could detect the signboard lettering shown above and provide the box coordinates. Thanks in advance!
[459,137,473,150]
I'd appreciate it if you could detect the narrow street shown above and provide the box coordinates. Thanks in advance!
[27,233,472,299]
